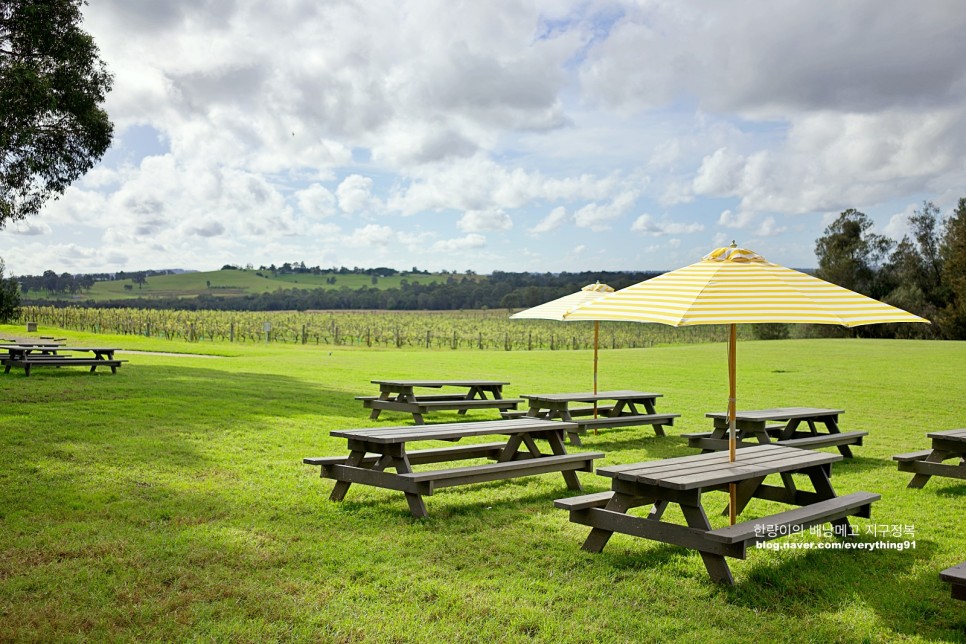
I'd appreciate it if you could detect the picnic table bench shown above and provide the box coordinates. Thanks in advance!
[683,407,865,458]
[893,429,966,488]
[513,390,679,445]
[555,444,879,585]
[940,562,966,601]
[358,379,522,424]
[1,345,125,376]
[304,418,602,518]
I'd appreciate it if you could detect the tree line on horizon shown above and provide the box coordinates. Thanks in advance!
[3,199,966,340]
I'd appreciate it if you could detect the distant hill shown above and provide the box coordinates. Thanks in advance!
[19,268,450,303]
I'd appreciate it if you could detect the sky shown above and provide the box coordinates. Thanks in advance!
[3,0,966,276]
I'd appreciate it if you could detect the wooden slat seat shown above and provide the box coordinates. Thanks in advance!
[304,442,508,469]
[553,491,615,511]
[892,450,933,462]
[776,430,867,449]
[574,413,678,431]
[4,357,126,376]
[399,451,603,490]
[705,492,880,549]
[417,398,523,410]
[940,562,966,601]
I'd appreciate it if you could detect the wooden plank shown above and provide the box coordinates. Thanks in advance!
[706,407,844,422]
[892,450,932,462]
[705,492,880,544]
[776,431,867,448]
[331,418,577,444]
[304,442,508,467]
[553,491,615,511]
[417,398,523,409]
[521,391,662,403]
[897,460,966,479]
[604,445,839,490]
[401,452,603,484]
[926,428,966,442]
[569,507,745,558]
[371,379,509,387]
[326,464,429,494]
[574,414,679,429]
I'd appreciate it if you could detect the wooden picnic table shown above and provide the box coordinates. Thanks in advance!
[513,390,679,445]
[555,444,879,585]
[1,345,125,376]
[305,418,603,518]
[893,429,966,489]
[684,407,866,458]
[940,562,966,601]
[357,379,522,424]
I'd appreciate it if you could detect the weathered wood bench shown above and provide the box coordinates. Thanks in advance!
[940,562,966,601]
[308,418,602,517]
[568,413,679,444]
[555,444,879,584]
[3,356,126,376]
[684,430,866,454]
[556,490,879,559]
[893,429,966,488]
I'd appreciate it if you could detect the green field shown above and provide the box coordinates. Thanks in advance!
[21,268,447,302]
[0,325,964,641]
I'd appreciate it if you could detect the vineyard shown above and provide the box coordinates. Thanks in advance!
[18,306,752,350]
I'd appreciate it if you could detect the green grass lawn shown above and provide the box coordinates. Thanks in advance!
[1,325,964,642]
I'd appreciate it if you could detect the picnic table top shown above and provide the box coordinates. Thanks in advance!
[331,418,577,444]
[926,428,966,442]
[705,407,845,421]
[521,390,663,403]
[3,345,118,353]
[370,379,509,388]
[597,444,841,491]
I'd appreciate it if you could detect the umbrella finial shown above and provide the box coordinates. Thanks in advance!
[730,240,737,247]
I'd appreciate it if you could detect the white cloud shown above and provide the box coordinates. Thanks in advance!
[346,224,395,248]
[573,190,639,230]
[336,175,379,215]
[717,209,756,229]
[458,209,512,232]
[631,214,704,236]
[530,206,570,234]
[433,234,486,253]
[296,183,338,219]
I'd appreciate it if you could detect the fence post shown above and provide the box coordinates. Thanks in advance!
[426,330,431,348]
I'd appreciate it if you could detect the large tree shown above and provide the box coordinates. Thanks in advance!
[0,258,20,321]
[940,197,966,339]
[0,0,113,227]
[815,208,894,298]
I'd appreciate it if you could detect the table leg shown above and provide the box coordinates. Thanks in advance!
[330,450,366,501]
[719,475,767,516]
[821,417,854,458]
[544,430,582,490]
[680,503,734,585]
[639,399,666,436]
[805,465,853,536]
[389,454,428,518]
[908,449,952,489]
[581,492,637,553]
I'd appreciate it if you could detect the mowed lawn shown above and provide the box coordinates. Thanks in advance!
[1,325,964,642]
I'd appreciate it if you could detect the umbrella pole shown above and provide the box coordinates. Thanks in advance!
[593,321,599,430]
[728,323,737,525]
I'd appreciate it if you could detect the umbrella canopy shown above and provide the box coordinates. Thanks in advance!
[564,243,928,522]
[510,281,615,321]
[511,282,615,416]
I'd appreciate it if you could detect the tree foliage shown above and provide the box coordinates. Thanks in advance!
[939,197,966,339]
[815,208,894,299]
[0,0,113,226]
[0,258,21,321]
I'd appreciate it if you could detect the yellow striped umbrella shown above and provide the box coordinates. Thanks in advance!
[564,243,929,522]
[511,282,615,418]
